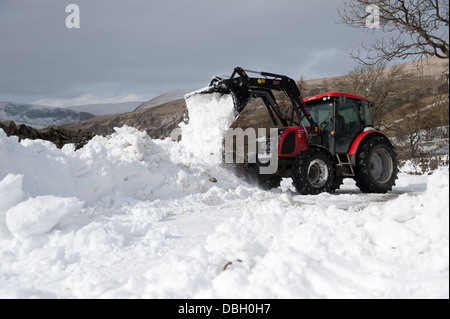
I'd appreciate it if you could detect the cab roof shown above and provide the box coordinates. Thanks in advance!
[303,92,370,102]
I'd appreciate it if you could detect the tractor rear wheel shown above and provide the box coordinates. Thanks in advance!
[292,148,335,195]
[354,137,398,193]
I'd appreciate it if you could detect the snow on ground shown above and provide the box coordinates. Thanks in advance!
[0,91,448,299]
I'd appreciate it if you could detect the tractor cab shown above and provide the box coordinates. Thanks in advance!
[303,92,372,155]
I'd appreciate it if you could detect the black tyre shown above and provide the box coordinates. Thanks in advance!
[292,148,335,195]
[245,163,282,190]
[354,137,398,193]
[331,174,344,193]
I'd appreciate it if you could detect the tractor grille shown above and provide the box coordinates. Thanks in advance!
[281,130,296,155]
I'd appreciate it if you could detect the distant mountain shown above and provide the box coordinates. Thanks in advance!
[67,101,143,117]
[0,102,95,129]
[135,89,192,111]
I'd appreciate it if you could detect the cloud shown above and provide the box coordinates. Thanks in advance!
[298,48,347,80]
[0,0,379,103]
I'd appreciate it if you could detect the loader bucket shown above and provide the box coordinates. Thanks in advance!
[185,77,252,118]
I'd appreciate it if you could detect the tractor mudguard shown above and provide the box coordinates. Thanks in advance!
[348,129,390,156]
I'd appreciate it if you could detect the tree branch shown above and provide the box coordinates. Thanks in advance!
[339,0,449,65]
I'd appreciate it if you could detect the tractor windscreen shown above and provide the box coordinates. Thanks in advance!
[304,98,334,125]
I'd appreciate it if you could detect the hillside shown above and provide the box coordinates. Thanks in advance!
[61,98,187,139]
[134,89,192,111]
[305,56,449,89]
[0,101,145,129]
[0,102,95,129]
[67,101,142,117]
[57,57,449,140]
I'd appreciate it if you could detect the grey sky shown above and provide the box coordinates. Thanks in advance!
[0,0,385,106]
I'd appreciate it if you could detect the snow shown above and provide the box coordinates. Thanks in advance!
[0,90,449,299]
[6,196,84,239]
[181,90,235,164]
[0,174,24,238]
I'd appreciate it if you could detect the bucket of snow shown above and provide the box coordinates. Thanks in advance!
[181,89,236,164]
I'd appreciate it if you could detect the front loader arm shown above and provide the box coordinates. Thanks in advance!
[219,67,317,130]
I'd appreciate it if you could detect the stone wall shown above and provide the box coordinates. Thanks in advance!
[0,121,96,150]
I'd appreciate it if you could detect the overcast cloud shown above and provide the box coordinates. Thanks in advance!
[0,0,384,106]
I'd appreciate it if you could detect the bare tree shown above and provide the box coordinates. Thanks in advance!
[338,0,449,65]
[388,99,441,158]
[329,62,406,126]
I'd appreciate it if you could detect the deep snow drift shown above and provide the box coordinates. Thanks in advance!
[0,91,448,299]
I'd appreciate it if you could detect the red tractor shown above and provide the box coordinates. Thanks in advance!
[190,67,398,195]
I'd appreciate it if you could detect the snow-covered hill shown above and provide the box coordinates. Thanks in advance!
[135,89,192,111]
[67,101,143,117]
[0,91,448,299]
[0,102,95,128]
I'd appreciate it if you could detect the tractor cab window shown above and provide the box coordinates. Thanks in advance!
[337,98,362,129]
[360,100,373,127]
[337,98,372,128]
[305,98,334,150]
[305,98,334,126]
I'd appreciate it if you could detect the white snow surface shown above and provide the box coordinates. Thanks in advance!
[0,91,449,299]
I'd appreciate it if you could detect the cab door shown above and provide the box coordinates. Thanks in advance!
[334,98,364,154]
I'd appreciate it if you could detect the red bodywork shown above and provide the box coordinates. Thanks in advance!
[278,126,310,158]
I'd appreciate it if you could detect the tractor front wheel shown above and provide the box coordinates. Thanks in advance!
[292,148,335,195]
[354,137,398,193]
[245,163,282,190]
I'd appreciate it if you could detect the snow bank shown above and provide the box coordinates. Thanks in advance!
[81,170,446,299]
[196,169,449,299]
[6,196,84,239]
[0,104,240,240]
[0,126,237,205]
[0,174,24,237]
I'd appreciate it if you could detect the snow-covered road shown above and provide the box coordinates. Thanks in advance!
[0,91,448,299]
